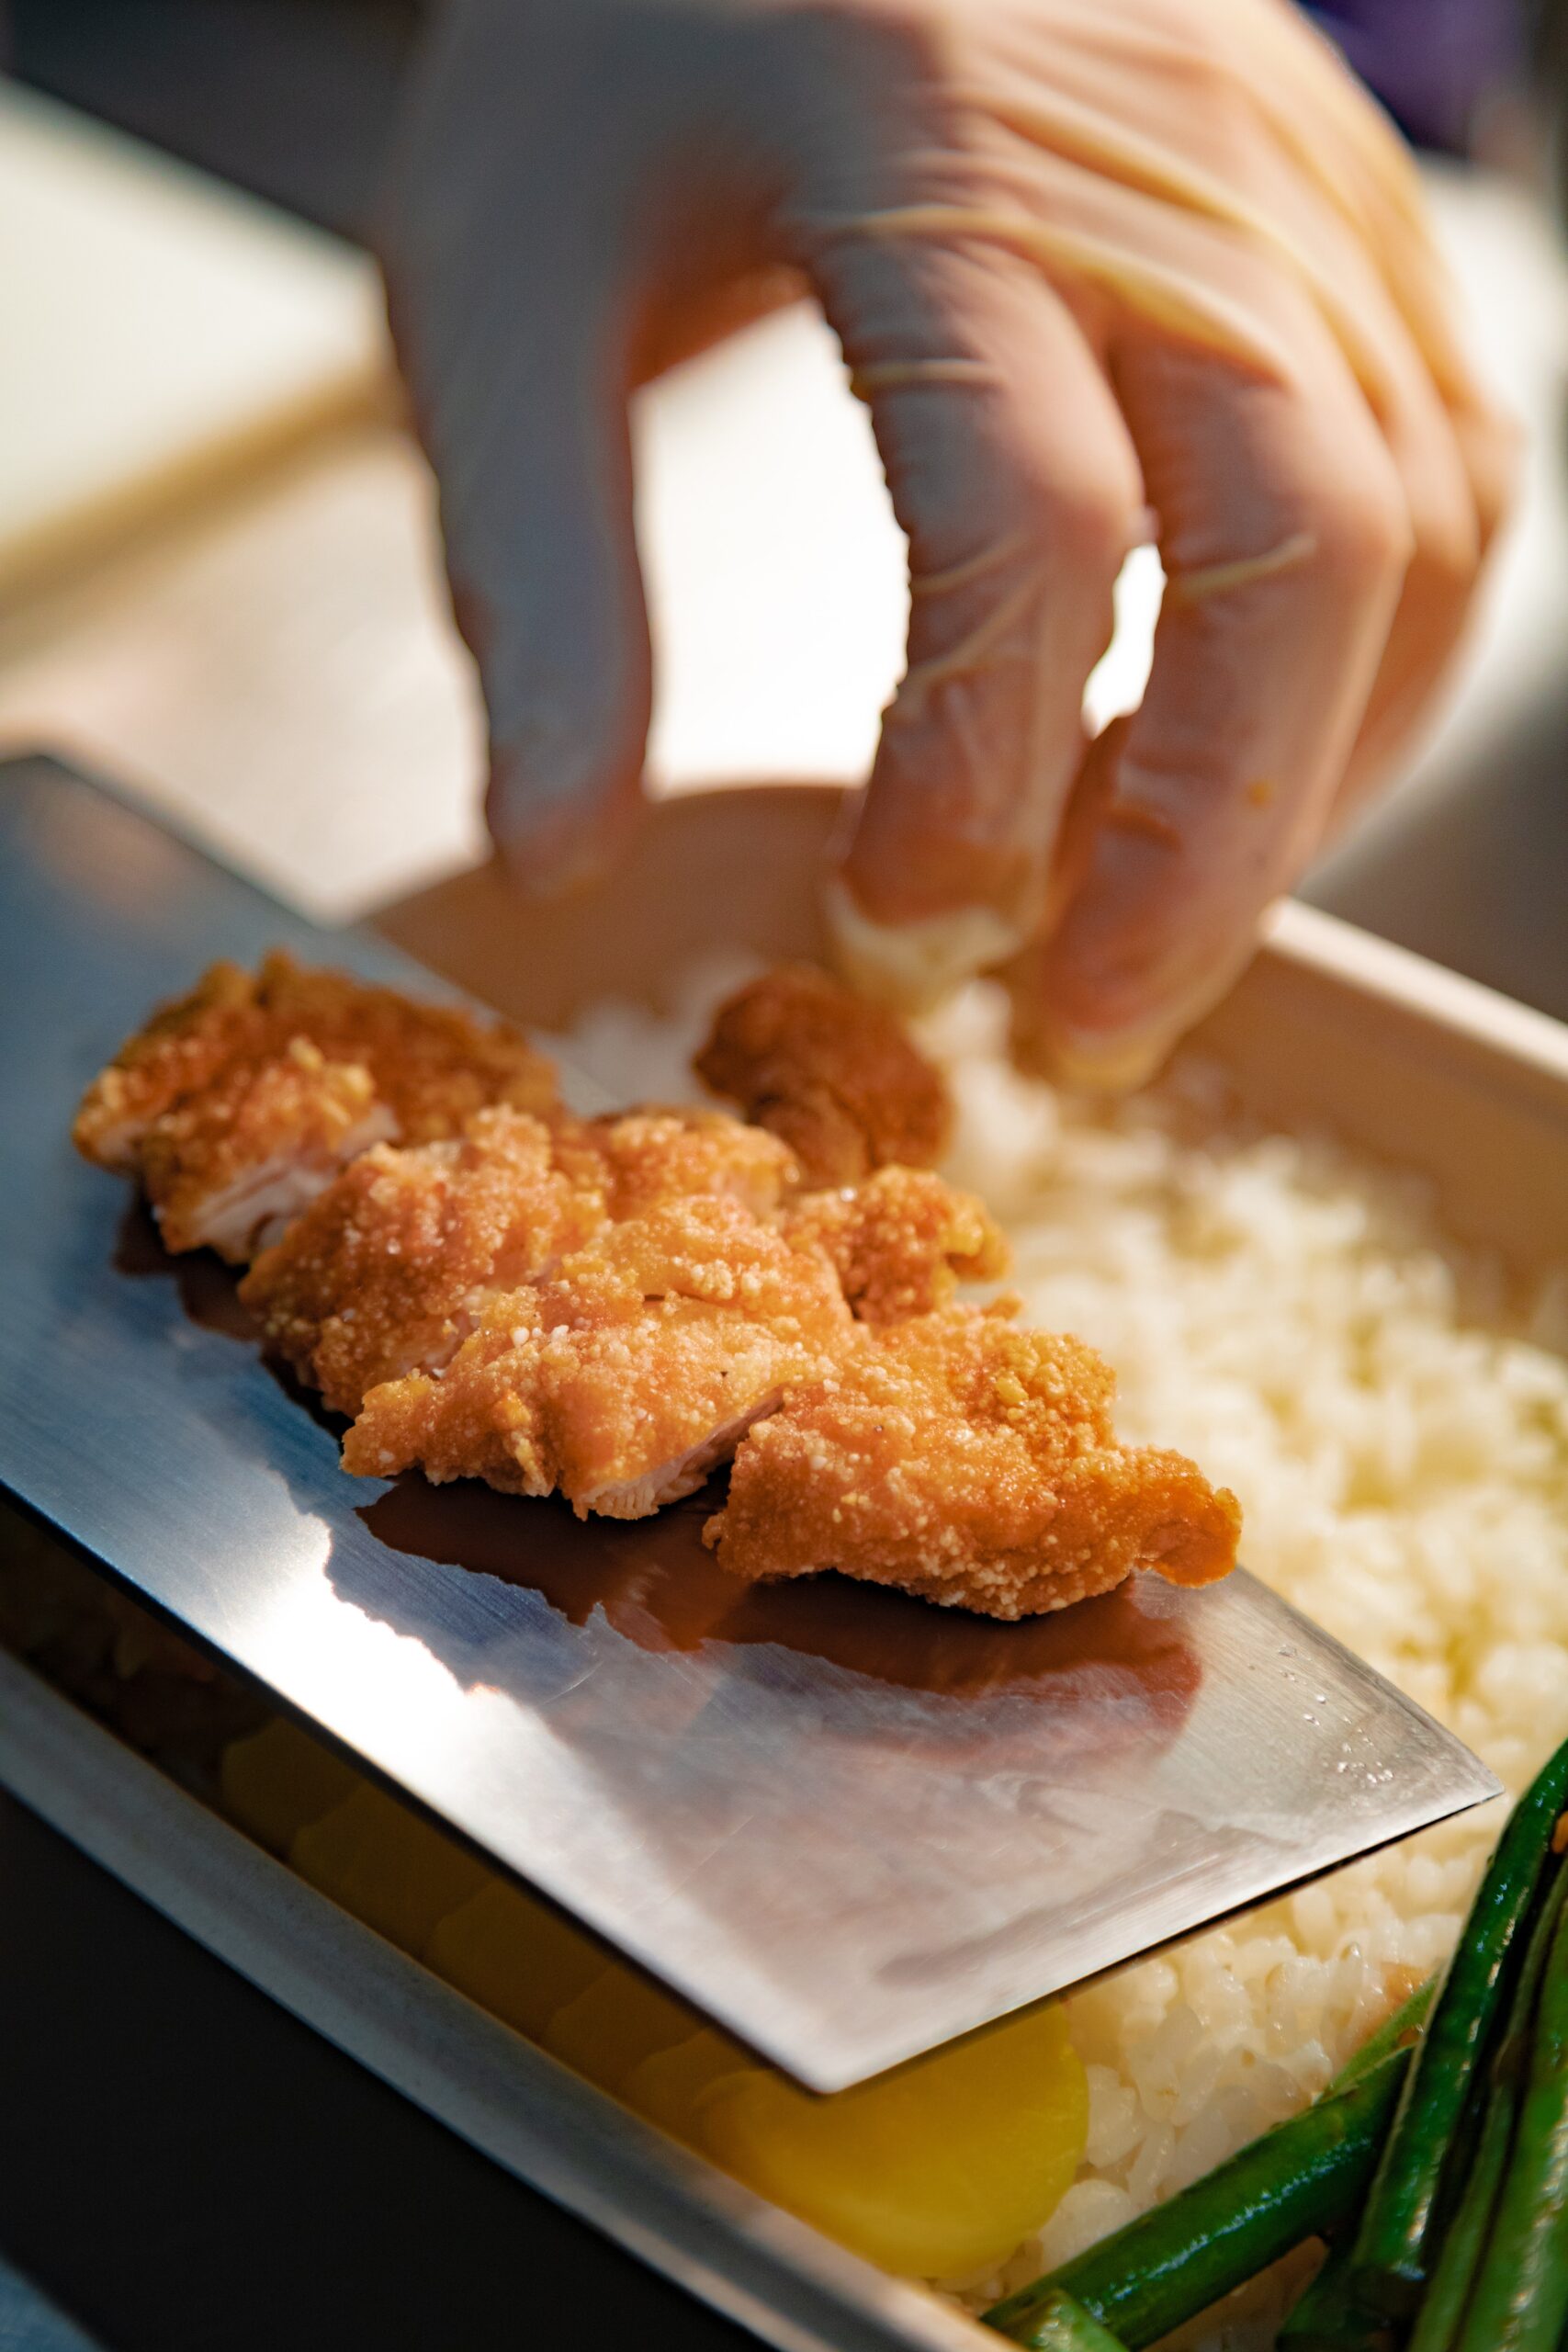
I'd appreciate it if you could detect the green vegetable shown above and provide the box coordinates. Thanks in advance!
[1405,2084,1514,2352]
[1353,1736,1568,2313]
[1277,2238,1383,2350]
[1010,2290,1129,2351]
[1453,1869,1568,2352]
[1327,1974,1437,2093]
[1275,1980,1439,2346]
[984,2049,1409,2352]
[1406,1861,1565,2351]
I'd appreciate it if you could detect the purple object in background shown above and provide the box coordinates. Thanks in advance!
[1307,0,1522,149]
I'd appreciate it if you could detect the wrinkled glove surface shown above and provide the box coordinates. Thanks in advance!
[384,0,1512,1081]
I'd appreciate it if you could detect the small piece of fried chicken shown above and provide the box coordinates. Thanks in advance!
[342,1194,852,1519]
[782,1167,1010,1324]
[706,1308,1242,1619]
[240,1108,608,1416]
[73,951,558,1261]
[694,966,952,1188]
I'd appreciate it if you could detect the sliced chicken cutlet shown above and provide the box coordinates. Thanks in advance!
[706,1307,1241,1619]
[72,959,263,1173]
[694,965,952,1188]
[240,1108,608,1416]
[132,1044,400,1261]
[243,1104,799,1416]
[782,1166,1009,1323]
[73,951,558,1261]
[342,1194,851,1520]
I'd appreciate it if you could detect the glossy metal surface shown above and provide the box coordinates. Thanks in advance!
[0,756,1499,2090]
[0,1645,975,2352]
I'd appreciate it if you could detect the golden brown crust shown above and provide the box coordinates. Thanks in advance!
[81,956,1243,1609]
[240,1102,798,1415]
[248,954,557,1144]
[240,1108,607,1415]
[575,1106,800,1221]
[706,1309,1241,1618]
[694,966,952,1187]
[72,960,263,1172]
[141,1042,395,1259]
[343,1195,851,1518]
[781,1166,1010,1323]
[73,951,558,1261]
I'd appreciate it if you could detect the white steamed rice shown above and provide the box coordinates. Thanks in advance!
[547,959,1568,2346]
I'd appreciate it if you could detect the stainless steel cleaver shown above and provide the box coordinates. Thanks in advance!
[0,756,1498,2091]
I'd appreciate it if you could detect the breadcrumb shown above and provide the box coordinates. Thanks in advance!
[783,1166,1010,1323]
[242,1102,800,1414]
[343,1195,852,1519]
[694,965,952,1187]
[73,951,558,1261]
[240,1108,606,1415]
[72,959,260,1172]
[706,1308,1241,1617]
[574,1106,800,1221]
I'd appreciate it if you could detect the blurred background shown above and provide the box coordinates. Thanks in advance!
[0,4,1565,2347]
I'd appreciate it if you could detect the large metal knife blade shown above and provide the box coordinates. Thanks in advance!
[0,757,1498,2090]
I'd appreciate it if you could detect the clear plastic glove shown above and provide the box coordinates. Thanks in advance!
[383,0,1513,1084]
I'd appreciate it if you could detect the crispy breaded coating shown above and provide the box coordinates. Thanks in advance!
[83,956,1246,1620]
[73,951,558,1261]
[343,1195,851,1519]
[246,954,558,1144]
[576,1106,800,1221]
[706,1309,1242,1619]
[694,965,952,1188]
[782,1166,1010,1323]
[72,960,262,1172]
[139,1041,397,1261]
[240,1109,608,1415]
[241,1104,796,1415]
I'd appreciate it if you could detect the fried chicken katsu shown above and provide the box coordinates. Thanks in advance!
[706,1308,1241,1618]
[694,966,953,1187]
[343,1195,852,1519]
[73,952,558,1260]
[85,952,1243,1617]
[782,1167,1009,1324]
[240,1108,606,1415]
[138,1041,398,1261]
[241,1103,801,1416]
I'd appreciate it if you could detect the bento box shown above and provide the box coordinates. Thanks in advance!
[4,760,1568,2352]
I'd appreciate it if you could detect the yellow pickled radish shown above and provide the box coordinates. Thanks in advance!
[622,2028,752,2143]
[220,1716,362,1854]
[424,1882,609,2039]
[290,1783,489,1953]
[542,1962,705,2092]
[695,2002,1087,2278]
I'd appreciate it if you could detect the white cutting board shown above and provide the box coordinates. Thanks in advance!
[0,79,385,598]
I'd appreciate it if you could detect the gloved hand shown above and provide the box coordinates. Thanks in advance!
[383,0,1512,1083]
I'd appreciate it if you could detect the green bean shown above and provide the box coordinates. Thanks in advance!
[1454,1871,1568,2352]
[1405,2085,1515,2352]
[984,2048,1409,2352]
[1010,2290,1129,2351]
[1327,1974,1437,2093]
[1270,1981,1442,2348]
[1354,1736,1568,2313]
[1277,2238,1383,2350]
[1406,1860,1566,2351]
